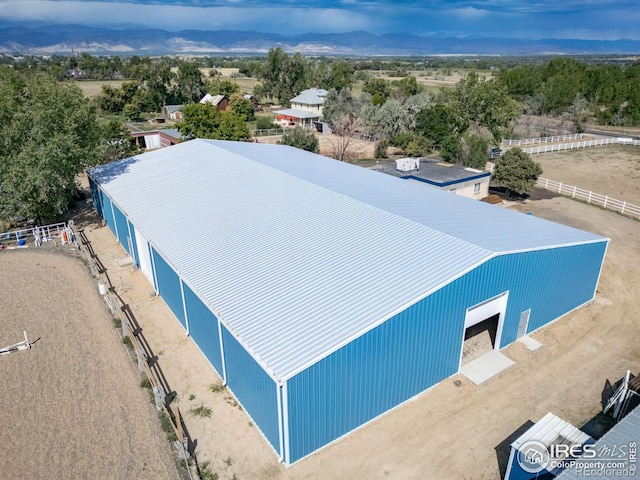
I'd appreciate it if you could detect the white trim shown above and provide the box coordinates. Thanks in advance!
[276,383,284,462]
[126,219,134,260]
[282,380,290,465]
[149,244,159,293]
[217,317,227,385]
[110,198,119,240]
[592,239,610,300]
[457,291,509,372]
[179,279,189,335]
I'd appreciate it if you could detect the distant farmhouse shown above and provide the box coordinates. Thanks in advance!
[376,158,491,199]
[274,87,327,129]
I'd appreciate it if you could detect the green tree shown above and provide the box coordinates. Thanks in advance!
[363,78,390,106]
[321,88,362,127]
[0,71,101,222]
[440,134,461,164]
[324,60,354,91]
[278,127,319,153]
[177,103,250,141]
[491,148,543,197]
[447,72,520,143]
[254,48,311,104]
[406,135,433,157]
[416,104,467,147]
[229,95,255,122]
[96,84,125,113]
[100,119,142,164]
[207,79,240,97]
[391,76,424,99]
[172,60,205,103]
[255,115,277,130]
[457,132,489,169]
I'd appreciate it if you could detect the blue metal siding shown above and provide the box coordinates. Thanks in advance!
[151,247,186,329]
[286,241,607,463]
[495,242,607,343]
[89,177,103,219]
[112,205,131,255]
[100,190,116,236]
[221,326,280,452]
[183,283,224,376]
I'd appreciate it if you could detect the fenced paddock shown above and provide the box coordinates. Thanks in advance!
[522,137,640,154]
[536,177,640,219]
[502,133,584,146]
[0,245,180,480]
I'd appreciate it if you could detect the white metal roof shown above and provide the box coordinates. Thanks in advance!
[273,108,320,119]
[290,88,327,105]
[89,139,607,381]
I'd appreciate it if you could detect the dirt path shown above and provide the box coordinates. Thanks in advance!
[0,249,180,480]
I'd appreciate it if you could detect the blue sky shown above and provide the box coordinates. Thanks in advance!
[1,0,638,40]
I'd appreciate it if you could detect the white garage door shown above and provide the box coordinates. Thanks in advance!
[134,226,154,286]
[464,292,508,328]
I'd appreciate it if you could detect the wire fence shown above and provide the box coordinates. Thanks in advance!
[502,133,584,146]
[536,178,640,219]
[70,223,199,480]
[522,137,640,154]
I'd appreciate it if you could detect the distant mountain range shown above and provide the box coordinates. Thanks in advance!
[1,23,639,56]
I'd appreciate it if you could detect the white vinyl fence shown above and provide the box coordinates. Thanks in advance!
[536,178,640,219]
[503,134,584,146]
[522,137,640,154]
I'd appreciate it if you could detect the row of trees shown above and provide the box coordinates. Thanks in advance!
[496,57,640,126]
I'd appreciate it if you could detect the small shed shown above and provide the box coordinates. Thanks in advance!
[199,94,229,111]
[505,412,593,480]
[163,105,184,121]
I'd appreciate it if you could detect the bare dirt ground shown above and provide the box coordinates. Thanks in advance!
[74,150,640,480]
[531,145,640,206]
[0,249,180,479]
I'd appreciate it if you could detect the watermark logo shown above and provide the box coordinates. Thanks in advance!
[518,440,550,473]
[517,440,637,477]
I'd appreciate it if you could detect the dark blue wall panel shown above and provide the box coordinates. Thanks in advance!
[100,191,116,236]
[286,241,607,463]
[222,326,280,452]
[89,178,103,219]
[183,283,223,376]
[151,247,186,329]
[112,204,131,255]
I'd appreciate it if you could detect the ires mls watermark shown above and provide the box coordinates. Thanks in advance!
[518,440,637,477]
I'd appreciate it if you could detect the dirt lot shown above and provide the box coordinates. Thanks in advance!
[530,145,640,206]
[72,160,640,480]
[0,249,180,479]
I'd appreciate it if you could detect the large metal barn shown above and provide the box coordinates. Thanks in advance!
[88,139,608,465]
